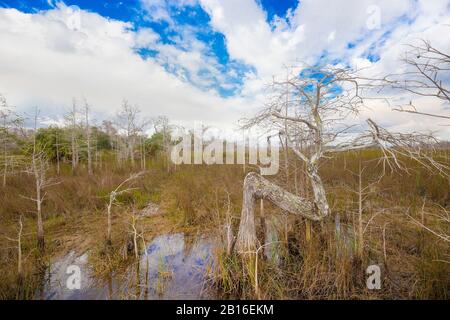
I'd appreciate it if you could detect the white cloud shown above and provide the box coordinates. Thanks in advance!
[199,0,418,78]
[199,0,450,137]
[0,5,257,133]
[0,0,449,139]
[140,0,198,25]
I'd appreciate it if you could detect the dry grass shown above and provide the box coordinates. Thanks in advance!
[0,150,448,299]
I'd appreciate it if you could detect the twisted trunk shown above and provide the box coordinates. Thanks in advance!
[235,166,329,252]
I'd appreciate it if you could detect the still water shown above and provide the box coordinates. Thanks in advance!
[36,233,216,300]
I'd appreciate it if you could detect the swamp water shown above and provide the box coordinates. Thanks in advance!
[34,215,354,299]
[36,233,216,300]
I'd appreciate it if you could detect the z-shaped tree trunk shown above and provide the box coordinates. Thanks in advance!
[235,64,445,253]
[236,166,329,252]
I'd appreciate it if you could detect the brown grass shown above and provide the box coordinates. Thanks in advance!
[0,150,448,299]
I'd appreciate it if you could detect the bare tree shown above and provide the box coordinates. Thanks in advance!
[22,109,58,251]
[342,156,381,259]
[65,98,80,172]
[0,95,10,187]
[115,101,150,169]
[235,65,447,252]
[406,202,449,243]
[83,99,93,175]
[138,121,150,171]
[102,120,118,166]
[116,100,139,166]
[0,95,22,187]
[106,172,144,245]
[385,39,450,119]
[127,211,146,259]
[55,129,61,176]
[3,215,24,279]
[219,191,235,255]
[152,116,172,172]
[140,135,146,170]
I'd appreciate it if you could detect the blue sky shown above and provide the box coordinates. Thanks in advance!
[0,0,425,97]
[0,0,291,97]
[0,0,320,98]
[0,0,448,135]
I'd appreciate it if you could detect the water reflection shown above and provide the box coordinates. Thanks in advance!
[36,251,108,299]
[37,233,215,300]
[136,233,215,299]
[264,216,281,265]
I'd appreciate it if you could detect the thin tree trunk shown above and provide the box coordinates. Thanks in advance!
[36,178,44,251]
[129,137,135,167]
[71,100,78,172]
[284,69,290,187]
[357,159,364,259]
[85,102,92,175]
[143,139,146,170]
[17,216,23,277]
[32,111,45,252]
[132,217,139,259]
[107,198,112,245]
[2,155,6,187]
[56,133,60,176]
[3,116,7,187]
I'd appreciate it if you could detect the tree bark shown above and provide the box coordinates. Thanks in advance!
[107,198,112,245]
[236,170,329,252]
[56,133,60,176]
[36,180,44,252]
[85,103,92,175]
[70,101,78,172]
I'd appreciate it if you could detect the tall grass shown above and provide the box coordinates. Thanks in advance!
[0,150,448,299]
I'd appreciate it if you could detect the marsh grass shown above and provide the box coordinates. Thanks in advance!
[210,150,449,299]
[0,150,448,299]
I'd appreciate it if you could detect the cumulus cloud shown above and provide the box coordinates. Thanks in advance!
[199,0,450,137]
[0,0,449,138]
[140,0,197,25]
[0,4,256,132]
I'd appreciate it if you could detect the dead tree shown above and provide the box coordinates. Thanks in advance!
[406,202,449,243]
[0,94,10,187]
[385,39,450,119]
[83,99,93,175]
[138,120,151,171]
[140,135,146,171]
[65,99,80,172]
[0,95,22,187]
[22,109,58,252]
[235,65,447,252]
[106,172,144,245]
[219,191,235,255]
[116,101,146,167]
[3,215,24,279]
[102,120,118,166]
[343,156,381,259]
[127,211,147,259]
[152,116,173,172]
